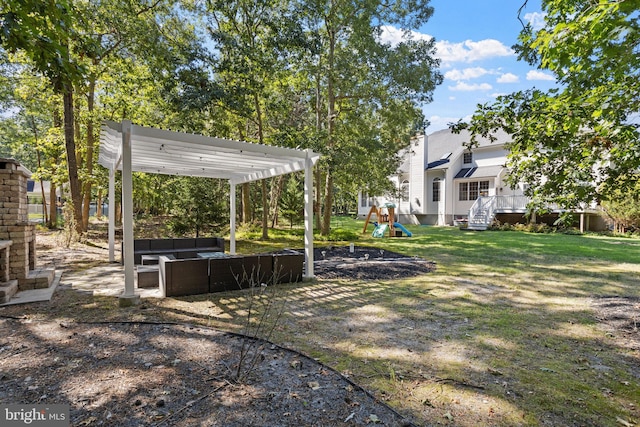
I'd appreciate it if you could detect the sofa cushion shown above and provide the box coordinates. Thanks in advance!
[196,237,220,248]
[173,238,196,250]
[149,239,174,250]
[241,255,274,286]
[176,251,199,259]
[273,252,304,284]
[161,258,210,297]
[134,239,150,251]
[209,257,245,292]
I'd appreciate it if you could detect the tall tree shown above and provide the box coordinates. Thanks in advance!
[300,0,441,234]
[1,0,85,233]
[199,0,307,238]
[453,0,639,209]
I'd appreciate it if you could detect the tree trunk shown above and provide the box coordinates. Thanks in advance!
[321,27,337,236]
[242,183,251,223]
[49,181,57,228]
[48,109,61,229]
[314,71,322,231]
[269,175,285,228]
[96,189,103,220]
[315,167,322,230]
[30,118,49,224]
[81,75,96,230]
[261,180,268,239]
[253,93,268,240]
[63,87,84,235]
[322,171,333,235]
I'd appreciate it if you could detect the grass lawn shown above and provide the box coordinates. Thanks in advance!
[226,219,640,426]
[19,218,640,426]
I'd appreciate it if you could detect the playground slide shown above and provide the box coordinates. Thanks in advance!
[393,222,413,237]
[372,223,388,238]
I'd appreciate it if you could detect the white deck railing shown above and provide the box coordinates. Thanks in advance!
[468,195,530,230]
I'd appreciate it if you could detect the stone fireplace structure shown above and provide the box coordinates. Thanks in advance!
[0,158,54,303]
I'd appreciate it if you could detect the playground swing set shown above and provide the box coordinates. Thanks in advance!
[362,203,412,238]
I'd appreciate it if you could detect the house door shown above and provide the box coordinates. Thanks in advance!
[435,178,445,225]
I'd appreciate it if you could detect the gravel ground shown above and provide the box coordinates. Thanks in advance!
[0,236,427,427]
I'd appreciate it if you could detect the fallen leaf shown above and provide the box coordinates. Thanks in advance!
[488,368,503,376]
[616,417,634,427]
[344,412,355,422]
[307,381,320,390]
[422,399,435,408]
[443,412,454,421]
[368,414,380,423]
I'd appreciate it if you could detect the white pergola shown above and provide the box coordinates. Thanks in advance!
[98,120,320,303]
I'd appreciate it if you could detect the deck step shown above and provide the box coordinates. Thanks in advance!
[19,268,55,291]
[0,280,18,304]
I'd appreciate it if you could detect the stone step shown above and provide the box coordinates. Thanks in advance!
[18,268,55,291]
[0,279,18,304]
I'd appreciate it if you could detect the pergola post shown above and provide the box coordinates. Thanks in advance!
[99,120,320,303]
[108,169,115,262]
[304,149,314,279]
[119,120,139,306]
[229,181,236,255]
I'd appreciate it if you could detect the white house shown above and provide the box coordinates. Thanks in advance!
[358,129,605,231]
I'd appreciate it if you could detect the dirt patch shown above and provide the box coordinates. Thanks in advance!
[313,246,436,280]
[592,296,640,351]
[0,234,429,426]
[4,231,637,426]
[0,319,413,426]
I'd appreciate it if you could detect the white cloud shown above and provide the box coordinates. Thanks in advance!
[426,115,472,131]
[444,67,490,81]
[436,39,514,64]
[379,25,433,46]
[524,12,547,31]
[449,82,493,91]
[449,96,456,101]
[497,72,519,83]
[526,70,555,81]
[379,26,514,65]
[490,92,508,98]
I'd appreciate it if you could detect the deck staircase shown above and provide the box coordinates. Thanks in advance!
[467,196,530,230]
[468,197,496,230]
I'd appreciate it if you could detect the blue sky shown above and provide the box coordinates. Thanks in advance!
[382,0,557,132]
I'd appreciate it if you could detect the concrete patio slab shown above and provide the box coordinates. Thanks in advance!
[0,271,61,306]
[60,264,162,299]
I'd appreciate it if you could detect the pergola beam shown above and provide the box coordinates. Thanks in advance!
[99,121,320,304]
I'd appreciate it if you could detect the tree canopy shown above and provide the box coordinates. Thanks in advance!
[0,0,441,236]
[453,0,639,209]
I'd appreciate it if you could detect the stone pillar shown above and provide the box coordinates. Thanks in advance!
[0,241,11,282]
[0,158,36,285]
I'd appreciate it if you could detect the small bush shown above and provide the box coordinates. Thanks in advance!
[316,228,360,242]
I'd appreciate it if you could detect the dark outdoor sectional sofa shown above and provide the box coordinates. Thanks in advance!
[127,237,225,265]
[158,250,304,297]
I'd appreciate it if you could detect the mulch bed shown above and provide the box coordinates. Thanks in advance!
[0,319,416,426]
[592,296,640,351]
[313,246,436,280]
[0,242,434,427]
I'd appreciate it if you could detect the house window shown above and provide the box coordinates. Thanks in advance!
[479,180,489,197]
[469,181,479,200]
[400,180,409,202]
[432,178,440,202]
[463,152,473,164]
[361,193,368,207]
[459,180,489,201]
[459,182,468,201]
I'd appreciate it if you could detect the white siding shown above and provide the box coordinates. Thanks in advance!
[409,134,427,214]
